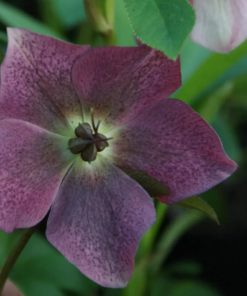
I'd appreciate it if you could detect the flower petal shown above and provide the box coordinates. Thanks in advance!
[0,119,75,232]
[0,28,89,135]
[109,99,237,204]
[71,46,181,129]
[46,157,155,288]
[190,0,247,52]
[1,278,24,296]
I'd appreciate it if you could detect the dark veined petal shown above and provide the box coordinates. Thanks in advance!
[0,28,89,136]
[71,45,181,130]
[108,99,237,204]
[46,157,155,288]
[0,119,76,232]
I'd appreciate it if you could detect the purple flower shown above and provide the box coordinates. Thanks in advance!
[0,29,237,288]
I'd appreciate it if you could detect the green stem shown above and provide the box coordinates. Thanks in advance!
[121,260,148,296]
[83,0,116,45]
[122,202,167,296]
[139,202,167,258]
[150,211,203,274]
[105,0,115,28]
[104,0,116,45]
[0,226,36,294]
[104,32,117,46]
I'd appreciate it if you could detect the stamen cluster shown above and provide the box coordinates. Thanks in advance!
[68,114,110,163]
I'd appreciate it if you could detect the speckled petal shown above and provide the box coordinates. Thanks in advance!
[0,119,75,232]
[46,157,155,288]
[109,99,237,204]
[190,0,247,52]
[0,28,89,136]
[71,46,181,129]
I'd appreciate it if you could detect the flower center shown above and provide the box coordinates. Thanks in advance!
[68,111,111,163]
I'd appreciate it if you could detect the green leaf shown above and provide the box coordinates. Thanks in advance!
[12,234,96,295]
[232,72,247,106]
[18,281,65,296]
[212,114,242,163]
[118,166,170,197]
[49,0,86,28]
[166,260,202,276]
[149,278,223,296]
[177,38,247,103]
[180,39,211,83]
[0,31,6,64]
[0,231,96,296]
[115,0,136,46]
[123,0,195,59]
[176,196,219,224]
[197,82,234,123]
[0,2,62,38]
[37,0,63,34]
[0,47,3,65]
[149,276,176,296]
[169,280,223,296]
[193,54,247,105]
[0,31,7,43]
[200,189,228,223]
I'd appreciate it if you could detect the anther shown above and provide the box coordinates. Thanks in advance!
[75,123,93,139]
[68,110,112,162]
[68,138,91,154]
[81,144,97,163]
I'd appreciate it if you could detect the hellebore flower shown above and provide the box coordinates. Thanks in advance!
[189,0,247,53]
[0,28,237,288]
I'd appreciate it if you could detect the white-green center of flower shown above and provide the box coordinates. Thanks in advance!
[68,112,112,163]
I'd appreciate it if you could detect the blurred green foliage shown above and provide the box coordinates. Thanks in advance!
[0,0,246,296]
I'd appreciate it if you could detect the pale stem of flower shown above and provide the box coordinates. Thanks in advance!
[0,226,37,294]
[83,0,116,45]
[105,0,115,28]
